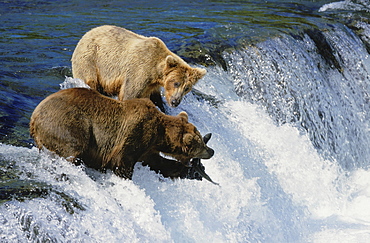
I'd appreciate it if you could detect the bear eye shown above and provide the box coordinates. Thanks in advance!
[174,82,180,88]
[184,86,190,92]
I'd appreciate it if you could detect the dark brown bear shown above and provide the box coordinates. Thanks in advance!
[30,88,214,179]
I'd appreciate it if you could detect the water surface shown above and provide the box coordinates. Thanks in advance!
[1,0,370,242]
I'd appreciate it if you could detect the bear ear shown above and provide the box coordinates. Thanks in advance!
[178,111,188,122]
[166,55,178,68]
[195,67,207,79]
[183,133,193,147]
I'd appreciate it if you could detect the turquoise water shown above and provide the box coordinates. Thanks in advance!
[2,0,370,242]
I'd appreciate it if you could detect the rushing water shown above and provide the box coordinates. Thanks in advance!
[2,0,370,242]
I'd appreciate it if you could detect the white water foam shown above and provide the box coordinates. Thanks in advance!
[223,100,370,242]
[319,0,370,12]
[59,77,90,90]
[2,65,370,241]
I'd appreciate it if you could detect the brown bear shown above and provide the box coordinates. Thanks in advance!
[71,25,207,111]
[30,88,214,179]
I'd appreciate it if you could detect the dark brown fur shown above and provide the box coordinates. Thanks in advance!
[30,88,213,179]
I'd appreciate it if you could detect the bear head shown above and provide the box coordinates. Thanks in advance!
[163,55,206,107]
[161,111,214,167]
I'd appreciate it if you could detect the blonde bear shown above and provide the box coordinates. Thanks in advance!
[71,25,206,111]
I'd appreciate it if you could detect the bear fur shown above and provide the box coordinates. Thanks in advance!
[71,25,207,111]
[30,88,214,179]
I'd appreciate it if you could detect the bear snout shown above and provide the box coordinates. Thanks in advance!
[170,98,181,107]
[198,146,214,160]
[206,147,215,158]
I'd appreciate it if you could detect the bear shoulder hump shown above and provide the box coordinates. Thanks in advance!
[146,37,166,49]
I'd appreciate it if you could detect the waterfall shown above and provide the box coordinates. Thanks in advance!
[225,23,370,170]
[2,1,370,242]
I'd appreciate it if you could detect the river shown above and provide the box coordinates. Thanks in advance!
[1,0,370,242]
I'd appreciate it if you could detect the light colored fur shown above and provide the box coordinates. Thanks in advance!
[71,25,206,107]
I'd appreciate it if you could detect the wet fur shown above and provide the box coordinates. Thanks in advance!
[30,88,213,179]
